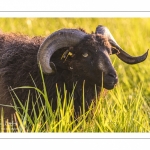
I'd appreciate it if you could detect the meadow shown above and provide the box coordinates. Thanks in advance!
[0,18,150,132]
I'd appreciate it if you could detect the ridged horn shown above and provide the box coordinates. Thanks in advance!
[37,29,87,74]
[95,25,148,64]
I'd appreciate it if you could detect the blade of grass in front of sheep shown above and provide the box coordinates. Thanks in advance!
[29,73,47,117]
[54,84,74,132]
[31,97,45,122]
[93,87,102,118]
[95,119,104,132]
[30,102,46,132]
[72,108,92,132]
[13,115,21,132]
[71,119,84,132]
[62,84,67,117]
[82,80,86,129]
[38,63,55,118]
[12,90,42,132]
[11,90,34,125]
[0,108,4,132]
[51,118,64,132]
[5,119,11,132]
[56,84,67,127]
[15,111,26,132]
[61,83,69,119]
[21,91,30,127]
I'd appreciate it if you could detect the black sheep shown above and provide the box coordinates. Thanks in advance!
[0,25,148,121]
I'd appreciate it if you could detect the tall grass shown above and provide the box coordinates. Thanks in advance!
[0,18,150,132]
[1,82,149,132]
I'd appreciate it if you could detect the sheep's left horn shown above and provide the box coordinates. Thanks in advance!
[95,25,148,64]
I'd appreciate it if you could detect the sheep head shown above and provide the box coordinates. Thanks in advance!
[62,34,118,89]
[37,26,148,90]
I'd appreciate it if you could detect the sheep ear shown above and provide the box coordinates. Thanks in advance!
[111,47,120,55]
[96,25,148,64]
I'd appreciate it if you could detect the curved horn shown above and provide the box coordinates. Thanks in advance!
[37,29,87,74]
[95,25,148,64]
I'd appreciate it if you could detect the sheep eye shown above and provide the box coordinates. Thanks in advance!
[82,53,88,57]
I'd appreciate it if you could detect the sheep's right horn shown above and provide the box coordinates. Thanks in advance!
[37,29,87,74]
[95,25,148,64]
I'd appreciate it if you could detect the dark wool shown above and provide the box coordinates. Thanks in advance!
[0,31,113,120]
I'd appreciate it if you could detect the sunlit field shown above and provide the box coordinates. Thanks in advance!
[0,18,150,132]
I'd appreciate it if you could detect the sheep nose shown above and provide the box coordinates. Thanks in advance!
[108,72,117,78]
[107,72,118,82]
